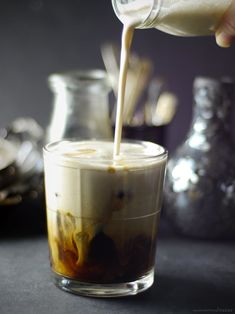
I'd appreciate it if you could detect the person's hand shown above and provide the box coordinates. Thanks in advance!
[216,0,235,47]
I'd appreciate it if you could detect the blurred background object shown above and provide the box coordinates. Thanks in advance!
[0,118,45,236]
[0,117,43,206]
[164,77,235,239]
[47,69,112,143]
[102,43,153,125]
[0,1,235,153]
[101,42,178,146]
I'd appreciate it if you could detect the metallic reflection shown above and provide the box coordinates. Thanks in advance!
[164,77,235,239]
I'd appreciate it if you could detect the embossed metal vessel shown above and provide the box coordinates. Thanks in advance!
[165,77,235,239]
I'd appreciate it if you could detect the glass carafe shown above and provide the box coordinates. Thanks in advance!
[46,70,112,143]
[112,0,232,36]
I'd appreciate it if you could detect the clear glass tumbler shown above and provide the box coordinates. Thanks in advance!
[43,139,167,297]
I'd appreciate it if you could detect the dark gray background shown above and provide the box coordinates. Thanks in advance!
[0,0,235,152]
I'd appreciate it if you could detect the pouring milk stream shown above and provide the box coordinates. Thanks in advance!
[112,0,232,158]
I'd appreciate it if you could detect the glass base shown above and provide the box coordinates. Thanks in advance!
[52,269,154,298]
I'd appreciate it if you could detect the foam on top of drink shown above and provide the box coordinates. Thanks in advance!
[44,140,166,169]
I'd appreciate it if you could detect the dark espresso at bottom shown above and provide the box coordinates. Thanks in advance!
[48,210,160,284]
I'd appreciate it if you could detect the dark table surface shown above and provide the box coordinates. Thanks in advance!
[0,209,235,314]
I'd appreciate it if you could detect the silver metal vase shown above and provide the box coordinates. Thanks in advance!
[164,77,235,239]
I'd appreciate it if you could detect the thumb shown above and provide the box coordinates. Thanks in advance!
[216,0,235,48]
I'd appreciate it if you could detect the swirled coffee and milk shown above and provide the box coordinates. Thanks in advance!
[44,140,166,283]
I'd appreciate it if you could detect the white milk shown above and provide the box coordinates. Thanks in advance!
[113,24,135,158]
[44,140,166,220]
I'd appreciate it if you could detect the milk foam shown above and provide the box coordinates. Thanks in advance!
[44,140,166,170]
[44,140,167,224]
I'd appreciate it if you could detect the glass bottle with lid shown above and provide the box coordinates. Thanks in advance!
[112,0,232,36]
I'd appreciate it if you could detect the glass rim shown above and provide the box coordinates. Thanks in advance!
[111,0,157,27]
[48,69,111,92]
[43,139,168,163]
